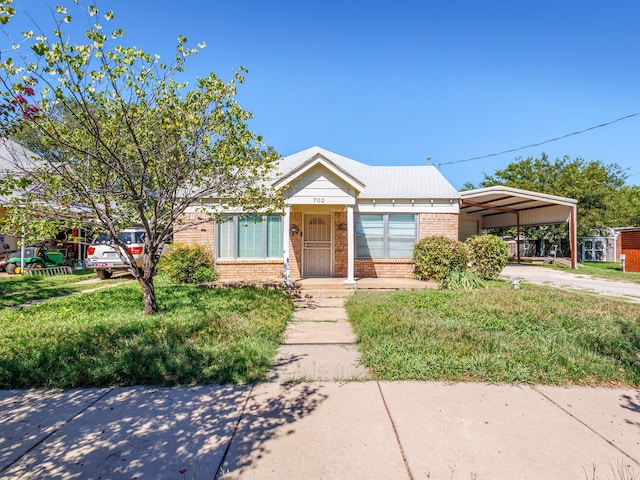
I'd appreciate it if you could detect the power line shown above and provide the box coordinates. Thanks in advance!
[436,112,640,167]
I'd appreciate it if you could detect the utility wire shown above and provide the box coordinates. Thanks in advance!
[436,112,640,167]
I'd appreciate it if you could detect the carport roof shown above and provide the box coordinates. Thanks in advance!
[460,186,577,216]
[460,185,578,268]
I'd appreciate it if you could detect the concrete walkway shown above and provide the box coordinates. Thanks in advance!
[268,283,367,383]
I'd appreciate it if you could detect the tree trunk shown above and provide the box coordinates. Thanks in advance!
[139,275,158,315]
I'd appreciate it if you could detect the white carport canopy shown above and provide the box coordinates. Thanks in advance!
[459,186,578,268]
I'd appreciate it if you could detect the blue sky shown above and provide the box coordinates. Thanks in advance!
[6,1,640,188]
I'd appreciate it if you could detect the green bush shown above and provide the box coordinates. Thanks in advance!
[158,243,218,284]
[465,234,509,280]
[413,236,469,283]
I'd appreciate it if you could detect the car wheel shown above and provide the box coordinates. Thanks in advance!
[6,263,17,275]
[28,261,44,270]
[96,270,112,280]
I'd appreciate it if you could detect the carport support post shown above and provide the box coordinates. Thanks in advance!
[516,212,521,264]
[570,205,577,269]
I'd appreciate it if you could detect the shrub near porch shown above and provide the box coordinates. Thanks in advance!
[346,283,640,386]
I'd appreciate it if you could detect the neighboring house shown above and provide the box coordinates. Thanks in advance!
[0,138,35,251]
[613,227,640,272]
[579,227,640,270]
[175,146,461,283]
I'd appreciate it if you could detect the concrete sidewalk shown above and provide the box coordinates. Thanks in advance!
[1,383,638,479]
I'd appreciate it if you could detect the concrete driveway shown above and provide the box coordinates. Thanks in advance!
[501,264,640,303]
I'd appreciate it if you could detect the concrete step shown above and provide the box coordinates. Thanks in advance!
[296,289,354,299]
[268,344,368,382]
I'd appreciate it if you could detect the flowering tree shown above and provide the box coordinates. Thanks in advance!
[0,1,282,313]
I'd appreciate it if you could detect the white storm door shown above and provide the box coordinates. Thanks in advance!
[303,214,332,277]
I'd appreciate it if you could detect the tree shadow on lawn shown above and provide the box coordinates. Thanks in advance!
[0,281,80,308]
[0,384,327,479]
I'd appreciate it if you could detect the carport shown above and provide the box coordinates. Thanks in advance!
[459,186,578,269]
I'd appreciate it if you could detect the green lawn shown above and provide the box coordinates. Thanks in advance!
[346,282,640,386]
[0,270,128,308]
[0,276,294,388]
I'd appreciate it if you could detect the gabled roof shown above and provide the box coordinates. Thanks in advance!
[275,146,459,199]
[272,152,365,193]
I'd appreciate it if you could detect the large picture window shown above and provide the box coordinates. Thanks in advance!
[217,214,283,259]
[355,213,416,258]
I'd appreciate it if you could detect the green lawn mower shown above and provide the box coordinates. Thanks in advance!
[5,246,68,274]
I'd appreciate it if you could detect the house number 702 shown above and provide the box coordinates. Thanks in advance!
[313,197,325,203]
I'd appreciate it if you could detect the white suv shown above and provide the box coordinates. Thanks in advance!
[85,228,145,279]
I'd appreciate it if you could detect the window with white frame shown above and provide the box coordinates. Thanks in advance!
[355,213,416,258]
[217,214,283,259]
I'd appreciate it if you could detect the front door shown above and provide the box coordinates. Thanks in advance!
[303,213,332,277]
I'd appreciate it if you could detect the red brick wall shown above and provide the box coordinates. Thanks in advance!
[621,231,640,272]
[334,211,348,276]
[418,213,459,240]
[289,212,302,279]
[173,213,216,254]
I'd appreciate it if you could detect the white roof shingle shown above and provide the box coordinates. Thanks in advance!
[275,146,459,200]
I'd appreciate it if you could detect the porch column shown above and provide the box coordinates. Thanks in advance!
[283,204,291,285]
[344,204,356,285]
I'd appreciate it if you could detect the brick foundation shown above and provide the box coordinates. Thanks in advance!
[355,259,414,278]
[216,259,284,280]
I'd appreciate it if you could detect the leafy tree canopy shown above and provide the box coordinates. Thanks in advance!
[478,153,634,237]
[0,1,282,313]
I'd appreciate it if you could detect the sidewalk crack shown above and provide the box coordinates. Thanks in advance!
[532,386,640,467]
[376,381,415,480]
[0,387,114,474]
[214,384,255,480]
